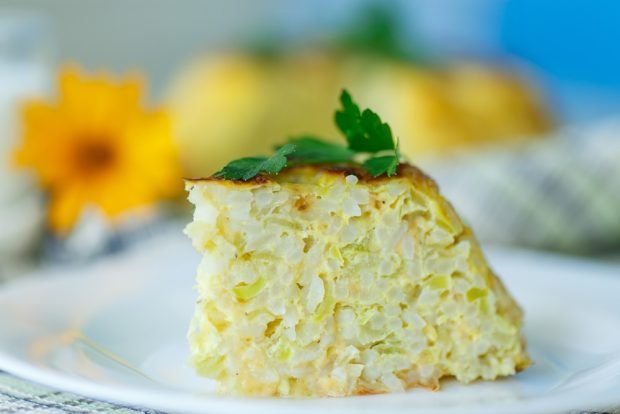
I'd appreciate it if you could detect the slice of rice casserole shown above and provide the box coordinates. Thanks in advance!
[184,164,530,397]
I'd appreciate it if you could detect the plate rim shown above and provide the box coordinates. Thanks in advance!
[0,349,618,414]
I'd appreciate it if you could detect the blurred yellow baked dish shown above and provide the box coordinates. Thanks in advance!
[169,53,551,176]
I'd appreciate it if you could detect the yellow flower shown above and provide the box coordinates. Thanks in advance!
[14,67,182,235]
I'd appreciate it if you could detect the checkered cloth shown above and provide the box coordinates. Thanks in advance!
[420,117,620,254]
[0,372,162,414]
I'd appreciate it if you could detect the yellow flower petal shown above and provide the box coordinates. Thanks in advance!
[48,185,84,235]
[14,65,182,235]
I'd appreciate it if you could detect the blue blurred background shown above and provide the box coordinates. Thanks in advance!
[3,0,620,122]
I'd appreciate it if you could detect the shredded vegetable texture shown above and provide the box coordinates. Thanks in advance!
[185,167,529,396]
[214,90,400,180]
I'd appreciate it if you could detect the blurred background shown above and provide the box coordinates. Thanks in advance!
[1,0,620,279]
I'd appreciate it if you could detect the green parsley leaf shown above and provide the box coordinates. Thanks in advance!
[362,140,400,177]
[212,90,402,181]
[285,136,355,164]
[214,143,296,181]
[362,155,398,177]
[335,90,395,153]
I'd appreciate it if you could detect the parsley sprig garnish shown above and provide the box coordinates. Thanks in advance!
[214,90,401,180]
[335,90,395,153]
[286,136,356,165]
[213,144,295,181]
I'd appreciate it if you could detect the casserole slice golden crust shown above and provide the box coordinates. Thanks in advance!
[185,164,530,397]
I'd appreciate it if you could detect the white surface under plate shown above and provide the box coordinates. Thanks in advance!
[0,232,619,414]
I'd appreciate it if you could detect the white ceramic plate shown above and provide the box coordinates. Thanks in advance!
[0,232,619,414]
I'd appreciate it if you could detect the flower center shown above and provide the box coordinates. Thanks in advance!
[74,139,117,174]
